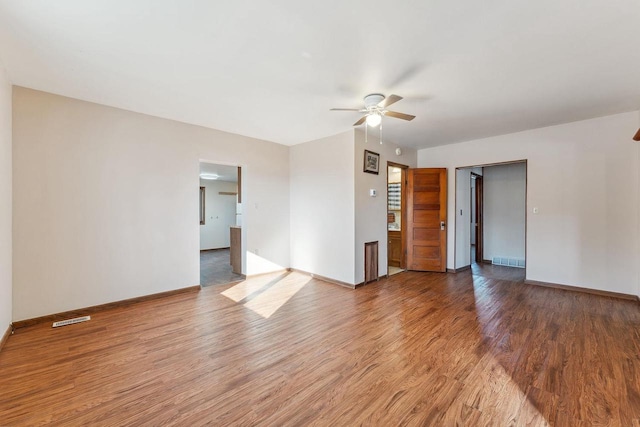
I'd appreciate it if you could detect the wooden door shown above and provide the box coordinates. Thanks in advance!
[406,168,447,272]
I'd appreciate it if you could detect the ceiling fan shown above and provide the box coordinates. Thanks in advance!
[634,128,640,141]
[330,93,415,127]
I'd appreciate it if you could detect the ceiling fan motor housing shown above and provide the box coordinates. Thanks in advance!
[364,93,385,109]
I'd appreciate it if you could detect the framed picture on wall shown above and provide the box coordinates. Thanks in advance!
[363,150,380,175]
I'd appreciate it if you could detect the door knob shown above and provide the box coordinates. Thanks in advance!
[440,221,446,230]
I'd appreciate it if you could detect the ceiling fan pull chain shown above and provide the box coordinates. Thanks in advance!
[380,122,383,144]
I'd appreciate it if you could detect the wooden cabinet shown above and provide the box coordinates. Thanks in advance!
[388,230,401,268]
[230,226,241,274]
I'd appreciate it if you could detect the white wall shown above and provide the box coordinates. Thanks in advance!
[289,131,356,284]
[483,163,526,262]
[418,111,640,296]
[354,129,417,283]
[12,87,290,321]
[0,61,11,331]
[199,179,237,250]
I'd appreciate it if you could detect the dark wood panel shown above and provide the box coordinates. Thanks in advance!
[413,173,440,187]
[230,226,241,274]
[412,204,441,211]
[413,228,440,242]
[2,267,639,425]
[364,241,378,284]
[413,246,441,259]
[388,231,401,267]
[413,210,440,226]
[407,168,447,272]
[413,191,439,205]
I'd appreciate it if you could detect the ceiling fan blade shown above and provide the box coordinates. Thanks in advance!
[330,108,361,111]
[384,110,416,121]
[353,116,367,126]
[377,94,402,109]
[634,128,640,141]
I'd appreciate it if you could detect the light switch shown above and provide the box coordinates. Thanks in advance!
[533,207,539,214]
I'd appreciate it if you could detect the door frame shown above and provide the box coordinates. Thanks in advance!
[387,161,409,270]
[453,159,527,273]
[198,160,244,279]
[471,172,483,264]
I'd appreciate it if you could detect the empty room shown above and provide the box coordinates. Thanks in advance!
[1,1,639,425]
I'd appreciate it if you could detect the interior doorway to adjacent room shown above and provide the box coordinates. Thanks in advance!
[455,161,527,275]
[199,162,244,287]
[387,162,408,277]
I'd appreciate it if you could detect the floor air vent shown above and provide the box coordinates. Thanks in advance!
[492,257,525,268]
[52,316,91,328]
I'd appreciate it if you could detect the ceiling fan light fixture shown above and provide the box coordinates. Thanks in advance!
[366,112,382,127]
[200,173,219,180]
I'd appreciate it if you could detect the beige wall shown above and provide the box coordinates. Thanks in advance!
[354,129,417,282]
[9,85,639,323]
[483,163,526,262]
[418,111,640,297]
[12,88,290,321]
[289,129,417,286]
[289,131,356,284]
[0,61,11,330]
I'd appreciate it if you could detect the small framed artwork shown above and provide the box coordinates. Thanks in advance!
[363,150,380,175]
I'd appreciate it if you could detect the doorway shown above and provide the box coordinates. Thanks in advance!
[454,161,527,276]
[387,162,408,276]
[199,162,244,287]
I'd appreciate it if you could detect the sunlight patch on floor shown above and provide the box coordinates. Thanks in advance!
[388,266,404,276]
[243,272,311,318]
[466,290,547,424]
[221,273,281,302]
[221,271,311,319]
[456,351,547,424]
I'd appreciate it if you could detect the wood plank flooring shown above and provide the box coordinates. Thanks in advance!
[1,266,639,426]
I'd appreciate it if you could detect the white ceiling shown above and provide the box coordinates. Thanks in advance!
[0,0,638,149]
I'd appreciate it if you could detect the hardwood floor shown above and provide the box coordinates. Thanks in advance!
[1,267,639,425]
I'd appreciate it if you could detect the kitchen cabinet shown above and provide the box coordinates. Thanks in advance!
[388,230,401,268]
[230,226,241,274]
